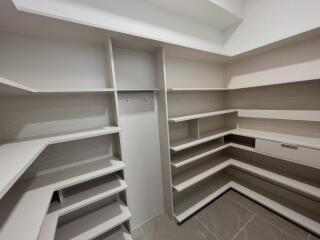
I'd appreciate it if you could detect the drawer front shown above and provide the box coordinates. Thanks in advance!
[256,139,320,168]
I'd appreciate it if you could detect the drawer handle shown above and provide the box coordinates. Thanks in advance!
[281,144,298,150]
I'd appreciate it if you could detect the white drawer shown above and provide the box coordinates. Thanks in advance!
[256,139,320,168]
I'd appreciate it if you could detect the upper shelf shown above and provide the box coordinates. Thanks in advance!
[168,88,228,92]
[0,77,115,95]
[238,109,320,122]
[0,126,121,200]
[168,78,320,92]
[169,109,237,122]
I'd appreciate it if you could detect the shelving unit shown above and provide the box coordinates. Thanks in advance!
[0,28,133,240]
[117,88,159,93]
[157,43,320,236]
[55,200,131,240]
[0,126,121,200]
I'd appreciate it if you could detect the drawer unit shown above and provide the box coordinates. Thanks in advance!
[256,139,320,168]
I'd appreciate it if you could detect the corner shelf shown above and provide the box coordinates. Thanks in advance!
[170,128,234,152]
[55,201,131,240]
[238,109,320,122]
[169,109,237,122]
[0,126,121,200]
[0,76,115,95]
[0,157,125,240]
[174,174,320,236]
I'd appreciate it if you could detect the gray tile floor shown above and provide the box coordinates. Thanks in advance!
[132,190,319,240]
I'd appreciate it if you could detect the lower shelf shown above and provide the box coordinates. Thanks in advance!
[95,225,132,240]
[55,201,131,240]
[173,172,320,236]
[0,158,125,240]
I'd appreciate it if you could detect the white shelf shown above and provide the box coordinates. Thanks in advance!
[117,88,158,92]
[0,76,115,95]
[49,176,128,214]
[232,128,320,150]
[167,88,229,92]
[99,225,132,240]
[38,176,128,240]
[172,142,256,169]
[173,155,320,199]
[173,156,229,192]
[169,109,237,122]
[171,141,226,168]
[0,76,35,94]
[55,201,131,240]
[0,158,125,240]
[174,174,320,235]
[170,128,234,152]
[238,109,320,122]
[174,173,231,223]
[0,126,121,200]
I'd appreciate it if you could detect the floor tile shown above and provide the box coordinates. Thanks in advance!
[225,190,309,240]
[195,195,254,240]
[132,227,147,240]
[233,216,296,240]
[140,212,218,240]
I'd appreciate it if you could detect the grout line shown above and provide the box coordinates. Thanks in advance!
[224,192,255,215]
[195,216,223,240]
[231,214,255,240]
[132,211,164,231]
[225,191,304,240]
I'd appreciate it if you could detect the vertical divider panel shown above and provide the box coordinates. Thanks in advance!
[189,120,200,139]
[155,48,174,219]
[105,37,131,230]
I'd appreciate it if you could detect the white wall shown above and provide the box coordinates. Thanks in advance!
[12,0,224,54]
[225,36,320,89]
[224,0,320,55]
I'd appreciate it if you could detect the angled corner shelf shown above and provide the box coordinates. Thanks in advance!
[0,156,125,240]
[0,126,121,200]
[170,128,234,152]
[168,109,237,122]
[0,77,115,95]
[55,201,131,240]
[174,174,320,236]
[172,155,320,201]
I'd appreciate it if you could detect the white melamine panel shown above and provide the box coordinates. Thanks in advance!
[0,158,124,240]
[113,48,157,89]
[0,94,115,141]
[227,81,320,110]
[225,37,320,89]
[55,201,131,240]
[233,128,320,150]
[118,93,163,227]
[238,110,320,122]
[256,139,320,169]
[167,92,225,118]
[0,30,110,89]
[169,109,237,122]
[166,56,226,88]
